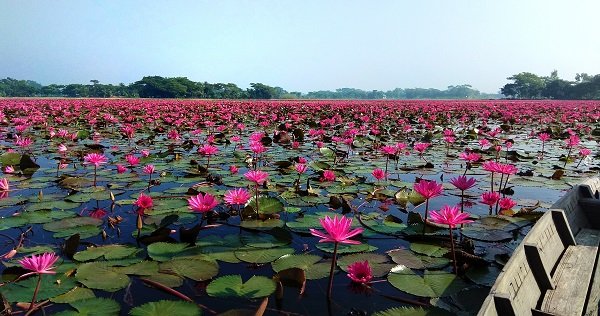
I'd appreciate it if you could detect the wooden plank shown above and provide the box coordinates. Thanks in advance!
[476,295,498,316]
[585,250,600,316]
[524,243,554,291]
[541,245,598,316]
[576,228,600,247]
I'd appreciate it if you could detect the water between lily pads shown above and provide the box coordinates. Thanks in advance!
[0,154,568,315]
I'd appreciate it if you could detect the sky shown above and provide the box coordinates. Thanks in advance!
[1,1,599,93]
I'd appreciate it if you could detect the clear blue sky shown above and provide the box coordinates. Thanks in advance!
[1,0,599,93]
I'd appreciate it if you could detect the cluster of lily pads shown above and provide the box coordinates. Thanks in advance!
[0,99,598,315]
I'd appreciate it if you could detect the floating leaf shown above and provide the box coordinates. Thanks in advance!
[337,253,395,277]
[147,242,203,262]
[245,196,284,215]
[53,298,121,316]
[1,274,77,302]
[129,300,200,316]
[43,216,102,232]
[74,244,140,261]
[207,275,276,299]
[75,262,130,292]
[50,287,96,303]
[159,258,219,281]
[410,243,449,258]
[387,266,468,297]
[234,247,294,263]
[1,152,21,166]
[316,243,375,254]
[373,307,454,316]
[272,254,321,272]
[465,265,502,287]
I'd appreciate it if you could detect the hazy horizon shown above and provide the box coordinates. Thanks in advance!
[1,1,599,93]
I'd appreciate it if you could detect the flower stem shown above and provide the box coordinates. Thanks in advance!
[577,157,584,168]
[449,227,458,275]
[28,274,42,312]
[541,142,545,160]
[254,184,260,218]
[460,194,465,230]
[564,147,572,168]
[384,156,389,180]
[327,242,339,300]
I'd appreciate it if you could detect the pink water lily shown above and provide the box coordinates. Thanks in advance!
[224,188,251,206]
[125,154,140,166]
[449,175,476,191]
[295,163,307,174]
[321,170,336,182]
[429,205,473,274]
[142,164,155,174]
[244,170,269,185]
[135,193,153,212]
[347,260,373,284]
[18,252,60,312]
[310,215,364,299]
[499,197,517,211]
[83,153,108,167]
[413,179,443,220]
[19,252,59,275]
[309,215,363,245]
[0,178,9,191]
[372,168,386,181]
[429,205,473,228]
[188,192,219,213]
[84,153,108,186]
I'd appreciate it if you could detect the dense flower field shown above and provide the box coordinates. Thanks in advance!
[0,98,598,315]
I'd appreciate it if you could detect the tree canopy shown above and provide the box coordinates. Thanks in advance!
[501,71,600,99]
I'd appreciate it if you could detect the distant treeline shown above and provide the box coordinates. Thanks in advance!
[0,76,500,99]
[501,71,600,99]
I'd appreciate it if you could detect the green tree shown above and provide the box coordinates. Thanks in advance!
[501,72,545,99]
[247,83,277,99]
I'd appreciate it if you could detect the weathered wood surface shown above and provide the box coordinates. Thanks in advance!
[586,250,600,316]
[541,245,598,316]
[576,228,600,247]
[478,177,600,316]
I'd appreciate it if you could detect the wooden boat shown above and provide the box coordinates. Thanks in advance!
[478,176,600,316]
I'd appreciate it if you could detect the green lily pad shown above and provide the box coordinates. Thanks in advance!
[129,300,200,316]
[465,265,502,287]
[410,243,449,258]
[147,242,203,262]
[74,244,140,262]
[239,219,285,230]
[75,262,131,292]
[159,258,219,281]
[206,275,276,299]
[1,274,77,303]
[240,228,292,248]
[53,298,121,316]
[43,216,103,232]
[1,152,22,166]
[50,287,96,303]
[373,307,454,316]
[316,243,375,254]
[143,273,184,288]
[246,196,284,215]
[387,266,468,297]
[271,254,329,279]
[234,247,294,263]
[337,253,395,277]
